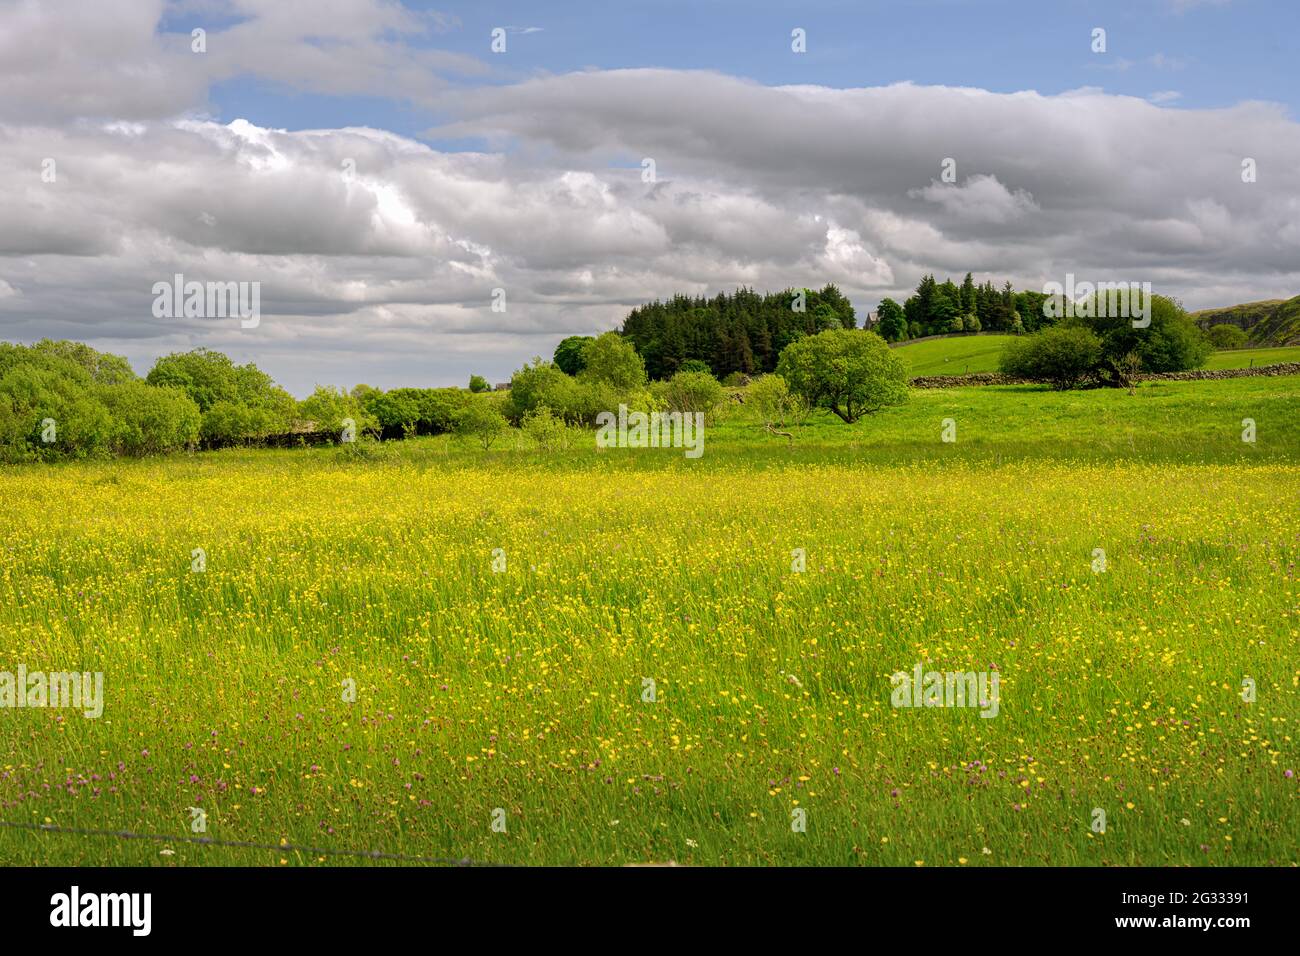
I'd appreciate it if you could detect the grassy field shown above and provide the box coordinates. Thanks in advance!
[896,335,1014,376]
[1,375,1297,866]
[1205,346,1300,370]
[895,334,1300,377]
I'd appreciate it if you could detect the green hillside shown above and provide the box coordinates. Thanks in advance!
[893,334,1014,376]
[897,333,1300,378]
[1205,345,1300,369]
[1192,294,1300,346]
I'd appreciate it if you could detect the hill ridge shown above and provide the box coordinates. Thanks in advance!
[1190,295,1300,346]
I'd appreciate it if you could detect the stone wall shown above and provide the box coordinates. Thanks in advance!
[910,372,1034,388]
[1139,363,1300,382]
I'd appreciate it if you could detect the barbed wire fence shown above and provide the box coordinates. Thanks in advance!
[0,819,509,866]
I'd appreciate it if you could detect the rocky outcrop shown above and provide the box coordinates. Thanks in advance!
[1191,295,1300,346]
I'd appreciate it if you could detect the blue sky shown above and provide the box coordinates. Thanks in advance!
[199,0,1297,143]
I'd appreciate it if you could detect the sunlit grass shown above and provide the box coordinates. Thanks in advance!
[1,376,1296,866]
[1205,346,1300,370]
[895,335,1013,376]
[894,334,1300,378]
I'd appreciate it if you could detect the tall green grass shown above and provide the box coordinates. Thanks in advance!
[0,376,1296,866]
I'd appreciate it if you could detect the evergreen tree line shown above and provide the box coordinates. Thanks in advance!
[619,284,857,381]
[617,277,1060,376]
[876,273,1051,342]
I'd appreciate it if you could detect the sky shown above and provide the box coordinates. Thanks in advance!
[1,0,1298,395]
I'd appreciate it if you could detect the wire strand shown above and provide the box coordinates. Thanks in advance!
[0,819,509,866]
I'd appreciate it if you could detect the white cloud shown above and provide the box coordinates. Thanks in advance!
[821,227,893,287]
[0,0,487,122]
[1,8,1298,392]
[909,174,1039,224]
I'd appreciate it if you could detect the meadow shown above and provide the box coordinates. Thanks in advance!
[895,334,1300,377]
[0,375,1296,866]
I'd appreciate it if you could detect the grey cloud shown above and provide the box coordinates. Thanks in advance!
[436,69,1300,283]
[3,42,1299,393]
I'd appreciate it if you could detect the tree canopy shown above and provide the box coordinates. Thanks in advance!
[553,336,593,376]
[620,284,856,380]
[775,329,908,423]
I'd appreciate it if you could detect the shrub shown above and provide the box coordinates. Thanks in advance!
[43,393,116,460]
[1006,294,1210,388]
[200,400,258,445]
[350,387,474,439]
[677,358,712,375]
[148,349,294,443]
[395,388,471,434]
[0,364,97,461]
[748,374,795,427]
[455,398,507,449]
[98,380,201,456]
[1069,293,1211,381]
[145,348,237,412]
[33,339,136,385]
[662,370,724,419]
[775,329,908,423]
[361,390,421,436]
[1205,324,1248,350]
[578,332,646,392]
[522,405,567,451]
[0,341,197,461]
[1000,325,1103,389]
[506,359,585,424]
[332,437,391,464]
[298,386,377,440]
[507,352,658,427]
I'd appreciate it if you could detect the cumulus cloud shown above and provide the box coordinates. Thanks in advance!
[436,70,1300,281]
[1,8,1298,392]
[909,174,1039,224]
[0,0,484,123]
[0,116,904,391]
